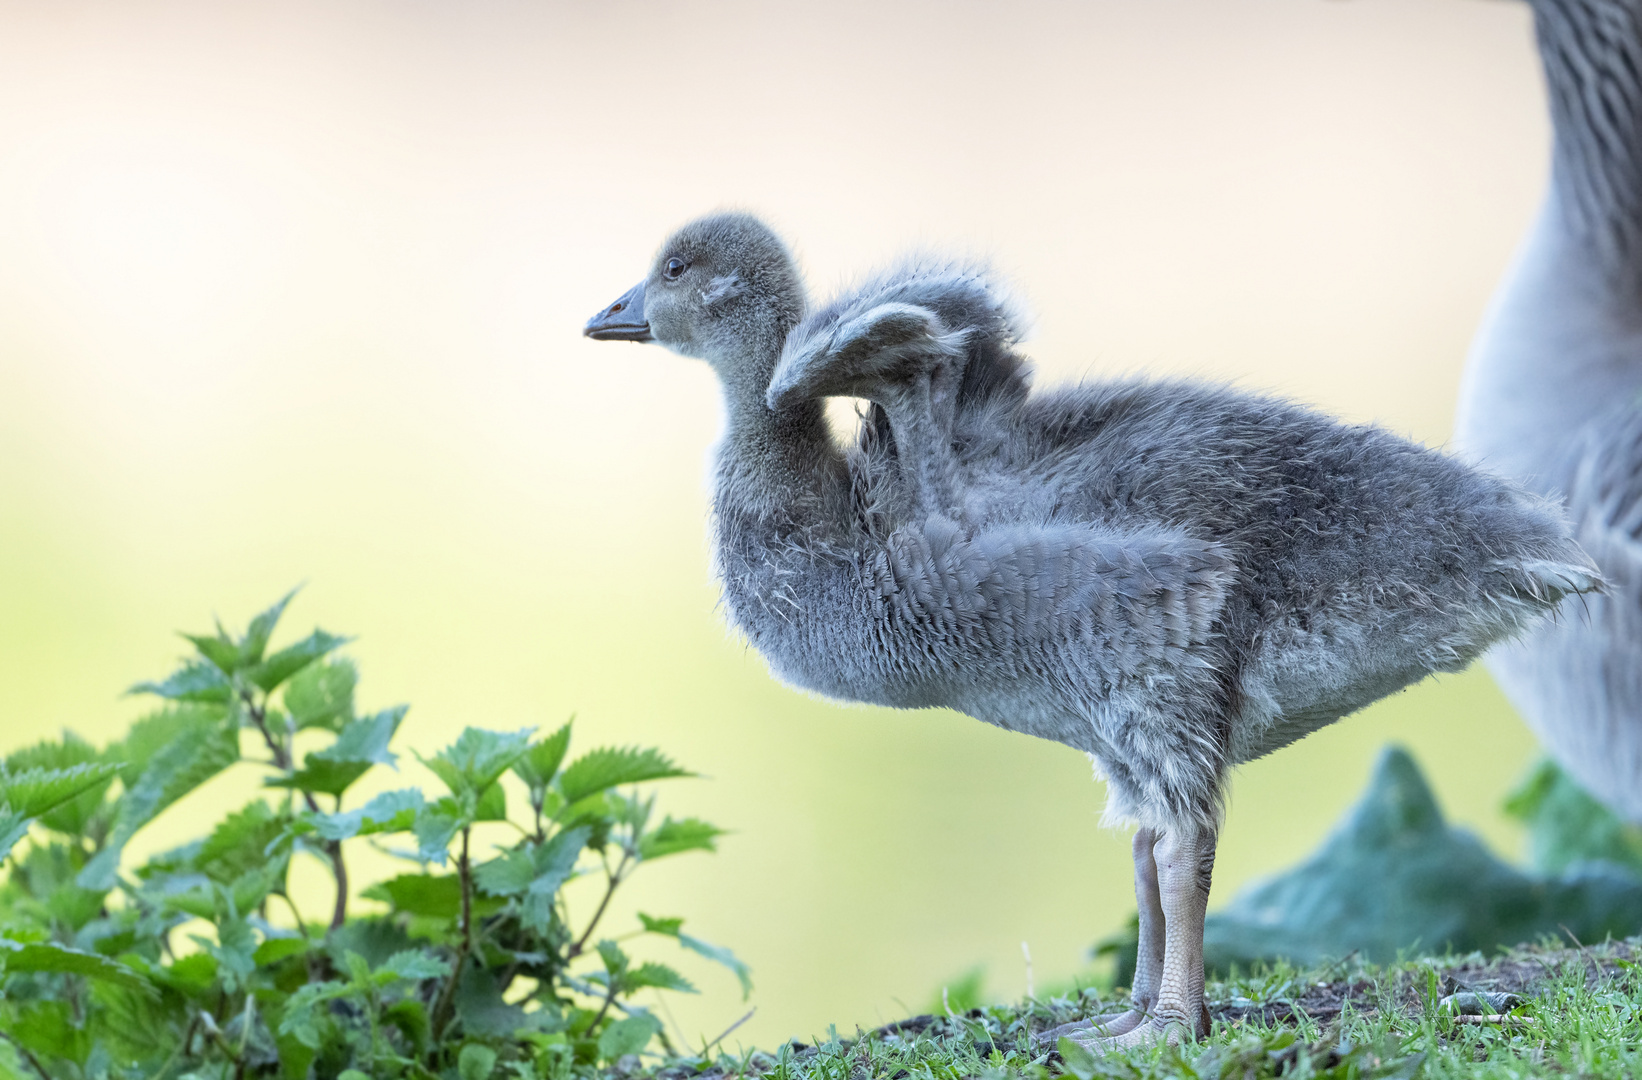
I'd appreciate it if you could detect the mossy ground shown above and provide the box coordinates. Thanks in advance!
[640,938,1642,1080]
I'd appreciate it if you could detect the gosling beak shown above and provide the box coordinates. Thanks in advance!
[584,282,653,342]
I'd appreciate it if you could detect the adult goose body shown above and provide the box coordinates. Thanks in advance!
[1456,0,1642,825]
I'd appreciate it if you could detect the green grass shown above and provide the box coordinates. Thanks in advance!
[645,938,1641,1080]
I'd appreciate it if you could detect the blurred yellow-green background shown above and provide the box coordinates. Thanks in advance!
[0,0,1552,1051]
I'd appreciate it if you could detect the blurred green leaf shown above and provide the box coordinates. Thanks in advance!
[597,1014,661,1064]
[79,716,239,891]
[637,913,683,937]
[595,939,628,977]
[0,762,121,821]
[383,998,430,1059]
[8,1000,89,1065]
[638,816,723,861]
[476,825,589,917]
[108,704,223,788]
[413,797,465,864]
[246,629,351,692]
[3,732,113,837]
[379,948,450,983]
[184,630,242,674]
[624,961,695,994]
[424,728,532,797]
[1505,757,1642,875]
[283,658,358,731]
[242,588,299,666]
[310,788,423,842]
[253,937,309,968]
[513,722,573,792]
[195,800,291,885]
[0,762,121,851]
[363,873,464,919]
[459,1043,497,1080]
[269,706,406,798]
[0,937,151,992]
[129,659,231,703]
[475,780,507,822]
[558,746,689,804]
[680,933,752,999]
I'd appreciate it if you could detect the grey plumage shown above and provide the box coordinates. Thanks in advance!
[1455,0,1642,823]
[586,211,1598,1043]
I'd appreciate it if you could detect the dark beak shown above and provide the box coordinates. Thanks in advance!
[584,281,654,342]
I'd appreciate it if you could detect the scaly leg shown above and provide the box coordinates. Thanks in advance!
[1035,828,1166,1047]
[1071,826,1216,1049]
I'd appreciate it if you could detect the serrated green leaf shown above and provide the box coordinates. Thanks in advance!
[475,780,507,822]
[108,704,223,788]
[283,658,357,731]
[90,979,183,1064]
[382,998,430,1058]
[513,722,573,791]
[475,825,589,918]
[553,792,611,830]
[680,933,752,999]
[3,732,112,836]
[79,717,239,891]
[638,816,723,861]
[195,800,291,885]
[597,1014,662,1063]
[184,630,242,674]
[625,961,696,994]
[362,873,463,918]
[253,936,310,967]
[129,658,231,703]
[0,937,152,991]
[150,951,219,997]
[413,797,464,864]
[246,629,351,692]
[6,1000,88,1065]
[199,913,257,992]
[278,978,352,1048]
[558,746,689,804]
[0,761,122,819]
[638,913,684,937]
[243,588,300,666]
[359,873,496,922]
[379,948,450,983]
[324,706,405,767]
[267,705,406,798]
[596,940,627,977]
[424,728,533,797]
[0,810,30,863]
[310,788,423,841]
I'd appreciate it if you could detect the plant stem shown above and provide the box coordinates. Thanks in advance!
[569,851,631,959]
[0,1030,49,1080]
[245,690,349,930]
[429,825,474,1043]
[589,979,620,1030]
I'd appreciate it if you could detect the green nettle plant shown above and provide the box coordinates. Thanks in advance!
[0,593,748,1079]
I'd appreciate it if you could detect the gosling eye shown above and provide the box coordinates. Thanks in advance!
[664,257,687,280]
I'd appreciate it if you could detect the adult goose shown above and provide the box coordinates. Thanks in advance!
[1455,0,1642,825]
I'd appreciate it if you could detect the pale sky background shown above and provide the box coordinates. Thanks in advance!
[0,0,1552,1049]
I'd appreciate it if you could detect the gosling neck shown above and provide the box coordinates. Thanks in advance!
[712,341,843,525]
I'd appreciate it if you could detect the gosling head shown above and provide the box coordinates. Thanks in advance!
[584,212,806,381]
